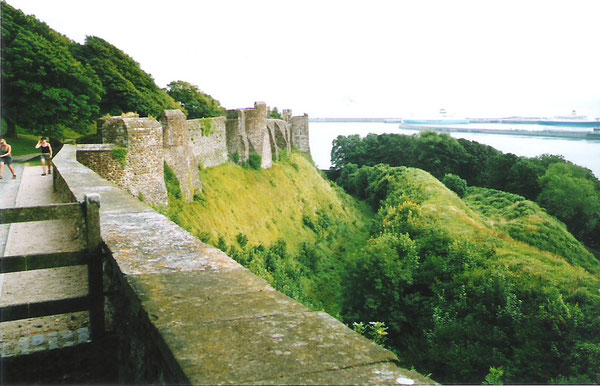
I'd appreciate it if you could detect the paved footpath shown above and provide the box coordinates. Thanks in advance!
[0,165,90,357]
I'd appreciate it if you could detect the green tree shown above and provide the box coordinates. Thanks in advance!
[1,2,103,138]
[269,107,283,120]
[442,173,467,197]
[165,80,225,119]
[537,162,600,243]
[413,131,469,180]
[73,36,179,117]
[504,158,545,200]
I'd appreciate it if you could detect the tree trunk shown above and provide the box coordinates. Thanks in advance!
[3,117,18,139]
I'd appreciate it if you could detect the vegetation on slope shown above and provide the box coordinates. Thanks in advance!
[331,131,600,250]
[160,152,373,314]
[163,150,600,383]
[336,163,600,384]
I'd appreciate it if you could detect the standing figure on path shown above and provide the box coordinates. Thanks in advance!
[0,139,17,179]
[36,137,53,176]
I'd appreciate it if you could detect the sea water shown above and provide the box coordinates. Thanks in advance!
[309,121,600,178]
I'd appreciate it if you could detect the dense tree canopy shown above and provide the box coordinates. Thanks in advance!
[2,3,217,139]
[164,80,225,119]
[1,2,103,138]
[73,36,180,117]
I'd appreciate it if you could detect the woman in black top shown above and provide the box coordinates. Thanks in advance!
[0,138,17,179]
[36,137,53,176]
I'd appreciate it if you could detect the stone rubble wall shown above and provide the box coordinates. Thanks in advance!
[160,110,203,200]
[90,117,168,207]
[225,108,248,162]
[86,103,311,207]
[187,116,228,168]
[290,113,311,155]
[51,145,434,385]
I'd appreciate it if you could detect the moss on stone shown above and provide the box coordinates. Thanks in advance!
[201,118,212,136]
[111,147,128,167]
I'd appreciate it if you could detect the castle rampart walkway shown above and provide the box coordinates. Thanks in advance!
[3,145,433,384]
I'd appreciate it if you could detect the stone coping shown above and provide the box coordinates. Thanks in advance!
[76,144,117,151]
[52,145,434,385]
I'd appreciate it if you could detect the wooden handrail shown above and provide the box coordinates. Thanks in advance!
[0,193,105,341]
[0,250,88,273]
[0,296,89,322]
[0,202,83,224]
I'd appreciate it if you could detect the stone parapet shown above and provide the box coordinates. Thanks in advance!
[95,117,168,207]
[291,113,311,155]
[188,116,227,168]
[160,110,203,200]
[51,145,433,385]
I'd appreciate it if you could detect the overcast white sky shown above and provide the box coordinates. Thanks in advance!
[6,0,600,118]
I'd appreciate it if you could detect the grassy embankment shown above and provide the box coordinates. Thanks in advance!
[403,167,600,291]
[160,153,600,382]
[159,151,373,314]
[338,164,600,383]
[163,152,372,254]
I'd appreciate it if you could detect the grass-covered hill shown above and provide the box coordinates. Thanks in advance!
[163,152,372,254]
[337,163,600,383]
[163,153,600,384]
[160,152,373,314]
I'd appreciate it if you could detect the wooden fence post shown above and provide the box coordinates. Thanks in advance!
[85,193,104,340]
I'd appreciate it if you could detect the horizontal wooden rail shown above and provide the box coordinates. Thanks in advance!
[0,202,83,224]
[0,250,88,274]
[0,296,89,322]
[0,194,104,341]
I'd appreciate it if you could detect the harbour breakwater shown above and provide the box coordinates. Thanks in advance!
[399,124,600,140]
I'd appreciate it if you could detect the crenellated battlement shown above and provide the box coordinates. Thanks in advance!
[77,103,310,207]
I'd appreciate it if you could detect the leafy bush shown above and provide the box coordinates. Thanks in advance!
[201,118,212,136]
[247,152,262,170]
[442,173,467,197]
[232,151,240,164]
[163,162,181,199]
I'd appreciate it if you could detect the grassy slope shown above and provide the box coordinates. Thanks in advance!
[165,152,373,254]
[404,168,600,297]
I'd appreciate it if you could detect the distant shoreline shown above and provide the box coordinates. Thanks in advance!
[398,124,600,140]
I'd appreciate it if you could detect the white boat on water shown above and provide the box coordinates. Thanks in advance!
[402,109,470,125]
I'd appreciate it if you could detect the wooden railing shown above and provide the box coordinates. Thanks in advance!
[0,194,105,341]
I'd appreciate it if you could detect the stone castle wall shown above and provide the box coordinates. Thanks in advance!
[79,116,168,207]
[78,103,310,207]
[290,113,311,155]
[160,110,203,201]
[188,116,227,168]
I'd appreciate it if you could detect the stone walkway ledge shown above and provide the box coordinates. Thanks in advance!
[53,145,434,385]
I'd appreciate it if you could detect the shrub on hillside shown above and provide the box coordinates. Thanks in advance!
[442,173,467,197]
[247,153,262,170]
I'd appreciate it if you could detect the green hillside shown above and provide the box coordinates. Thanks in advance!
[336,163,600,383]
[161,152,373,314]
[165,152,372,253]
[164,156,600,383]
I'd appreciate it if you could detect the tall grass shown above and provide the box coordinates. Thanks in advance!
[162,151,373,253]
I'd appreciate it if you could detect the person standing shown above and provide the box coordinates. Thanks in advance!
[36,137,53,176]
[0,139,17,179]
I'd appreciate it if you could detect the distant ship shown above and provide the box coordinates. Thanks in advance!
[502,111,600,128]
[402,109,470,125]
